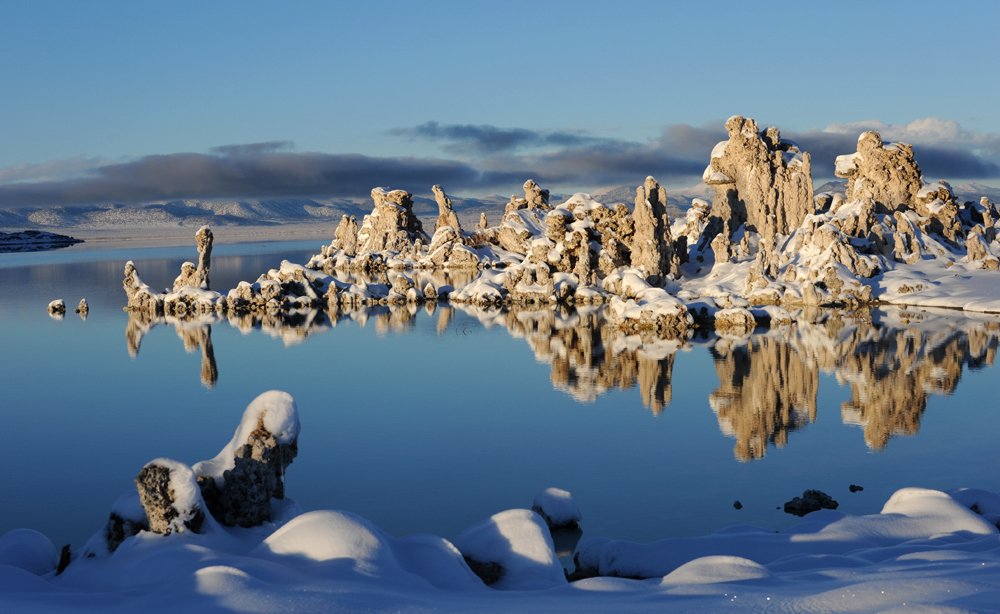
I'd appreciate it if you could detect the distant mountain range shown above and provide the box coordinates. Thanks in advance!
[813,180,1000,204]
[1,181,997,232]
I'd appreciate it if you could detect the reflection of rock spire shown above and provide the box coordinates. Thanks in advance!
[175,323,219,388]
[709,336,818,461]
[839,324,999,450]
[436,305,454,336]
[199,327,218,388]
[494,305,682,413]
[125,311,157,358]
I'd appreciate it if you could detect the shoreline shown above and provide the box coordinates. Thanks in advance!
[51,223,340,251]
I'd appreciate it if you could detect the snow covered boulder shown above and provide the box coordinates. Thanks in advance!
[947,488,1000,527]
[103,491,149,553]
[713,307,756,333]
[531,488,582,530]
[135,459,206,536]
[252,510,483,590]
[452,509,567,590]
[0,529,58,575]
[46,299,65,315]
[660,555,773,586]
[193,391,300,528]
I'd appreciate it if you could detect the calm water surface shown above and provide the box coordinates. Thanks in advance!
[2,240,1000,555]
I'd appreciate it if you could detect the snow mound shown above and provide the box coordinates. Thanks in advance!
[252,510,482,591]
[0,529,58,575]
[452,509,566,590]
[660,555,773,585]
[531,488,582,528]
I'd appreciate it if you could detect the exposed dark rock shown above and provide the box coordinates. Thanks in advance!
[784,489,839,517]
[198,416,298,528]
[135,464,205,535]
[850,484,864,493]
[733,500,743,510]
[106,512,148,552]
[55,545,71,575]
[464,556,506,585]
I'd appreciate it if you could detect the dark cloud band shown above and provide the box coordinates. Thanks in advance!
[2,119,997,208]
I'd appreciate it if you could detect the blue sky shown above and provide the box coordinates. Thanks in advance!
[1,0,999,204]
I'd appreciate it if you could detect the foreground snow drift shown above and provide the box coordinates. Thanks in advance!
[3,486,1000,613]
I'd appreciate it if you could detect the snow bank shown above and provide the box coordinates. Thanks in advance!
[4,487,1000,612]
[0,529,58,575]
[578,487,997,579]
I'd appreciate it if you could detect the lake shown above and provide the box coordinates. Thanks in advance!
[2,240,1000,562]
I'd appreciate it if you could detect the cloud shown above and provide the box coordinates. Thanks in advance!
[209,141,294,157]
[0,155,110,184]
[0,150,484,208]
[790,118,1000,179]
[386,121,604,155]
[2,117,997,208]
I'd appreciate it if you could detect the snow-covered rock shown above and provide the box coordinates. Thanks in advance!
[531,488,582,529]
[452,509,567,590]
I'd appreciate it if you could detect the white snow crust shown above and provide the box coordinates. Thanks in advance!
[4,487,1000,612]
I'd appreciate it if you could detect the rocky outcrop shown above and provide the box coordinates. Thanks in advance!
[75,298,89,314]
[432,185,462,233]
[835,132,922,211]
[193,391,300,528]
[522,180,551,210]
[704,117,814,239]
[197,415,297,527]
[322,215,360,258]
[356,188,429,253]
[47,299,65,315]
[173,226,213,291]
[135,461,206,535]
[476,212,490,230]
[426,226,480,269]
[630,176,681,282]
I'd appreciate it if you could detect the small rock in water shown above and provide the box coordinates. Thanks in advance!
[47,299,66,314]
[850,484,864,493]
[75,298,89,313]
[733,500,743,510]
[784,490,839,517]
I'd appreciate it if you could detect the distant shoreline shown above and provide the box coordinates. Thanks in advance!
[49,223,340,250]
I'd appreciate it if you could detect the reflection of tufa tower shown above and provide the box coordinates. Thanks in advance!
[839,323,999,449]
[504,306,679,414]
[709,336,818,461]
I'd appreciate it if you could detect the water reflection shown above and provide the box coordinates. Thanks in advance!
[125,302,1000,458]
